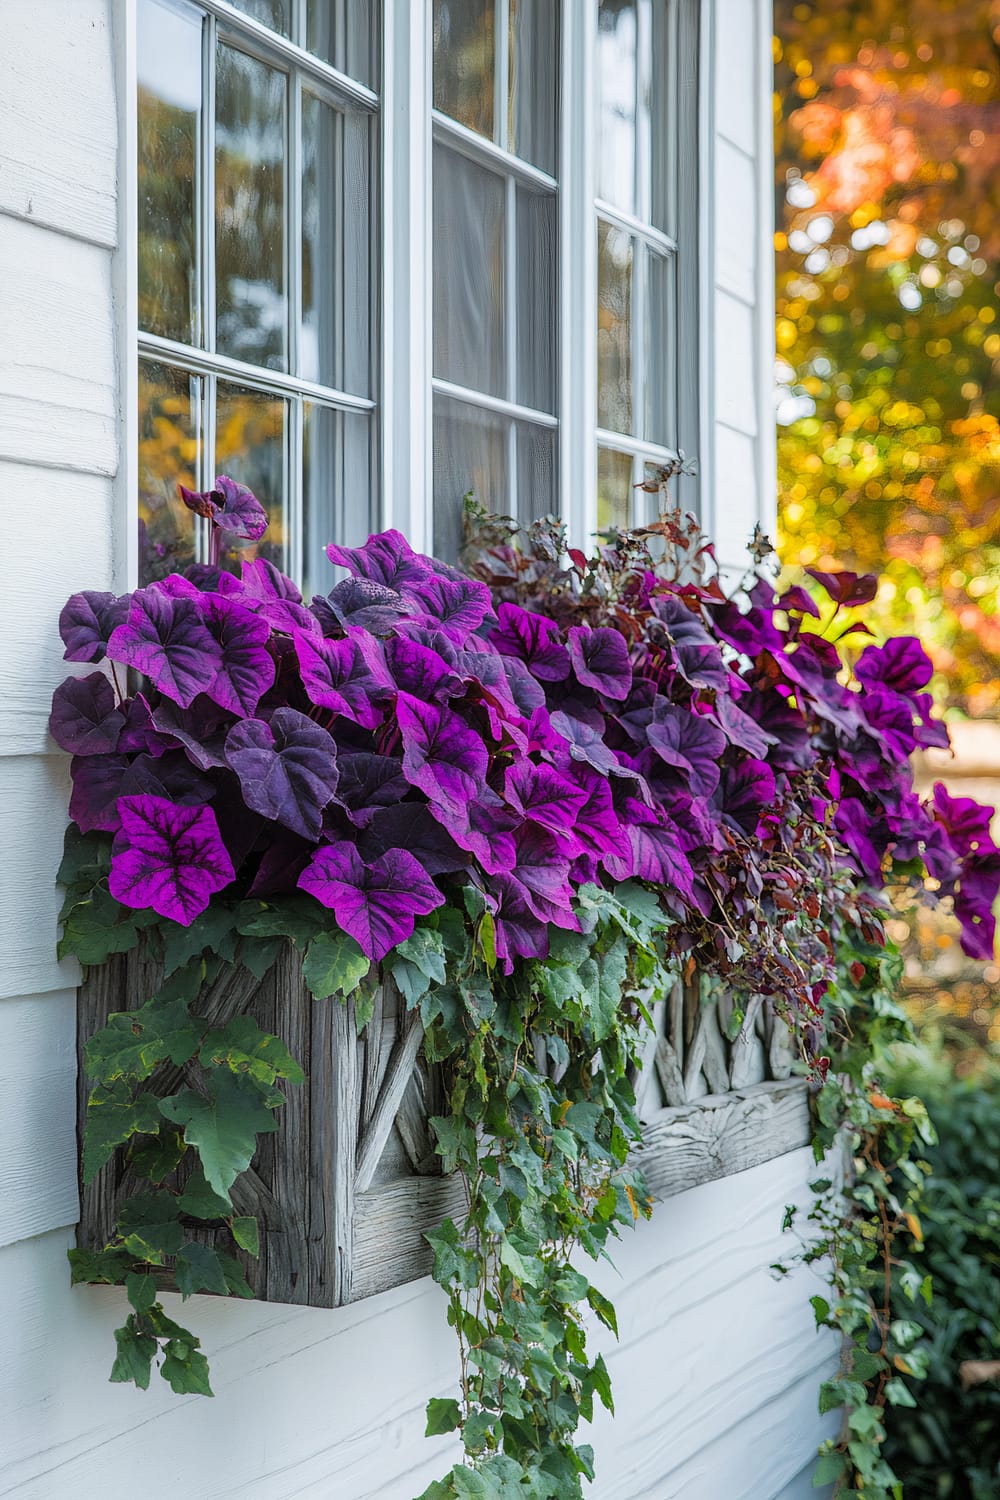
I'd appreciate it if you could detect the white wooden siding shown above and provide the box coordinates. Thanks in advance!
[0,2,832,1497]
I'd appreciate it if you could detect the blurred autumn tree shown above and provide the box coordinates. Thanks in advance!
[774,0,1000,717]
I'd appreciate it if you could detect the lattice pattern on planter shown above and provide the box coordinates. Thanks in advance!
[77,952,808,1311]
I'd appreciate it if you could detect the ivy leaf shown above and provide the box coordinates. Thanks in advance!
[116,1191,184,1263]
[585,1286,618,1337]
[177,1163,232,1220]
[302,929,370,1000]
[160,1070,280,1202]
[67,1247,131,1286]
[231,1215,259,1257]
[160,1338,214,1397]
[110,1318,157,1390]
[129,1127,186,1182]
[813,1451,848,1486]
[394,925,447,985]
[58,887,140,966]
[175,1242,230,1299]
[57,824,113,889]
[126,1272,158,1316]
[160,902,239,976]
[236,895,326,947]
[238,934,284,980]
[83,1082,163,1182]
[200,1015,304,1086]
[84,996,202,1084]
[424,1396,462,1436]
[218,1252,255,1298]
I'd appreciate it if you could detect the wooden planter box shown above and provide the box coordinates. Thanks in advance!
[77,946,811,1309]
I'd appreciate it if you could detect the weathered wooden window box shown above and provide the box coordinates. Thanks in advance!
[77,947,811,1308]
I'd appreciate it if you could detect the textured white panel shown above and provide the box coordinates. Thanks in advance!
[0,1,117,248]
[0,757,78,1000]
[0,1152,835,1499]
[0,215,116,475]
[715,137,757,304]
[714,0,757,147]
[714,420,760,565]
[0,991,79,1249]
[715,290,758,437]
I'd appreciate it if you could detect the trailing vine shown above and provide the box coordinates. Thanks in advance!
[55,479,999,1495]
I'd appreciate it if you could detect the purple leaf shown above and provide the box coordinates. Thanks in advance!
[489,602,570,682]
[116,694,180,756]
[59,591,129,663]
[294,628,392,729]
[120,751,216,807]
[512,824,579,926]
[710,693,776,760]
[326,529,431,591]
[180,475,268,541]
[200,595,276,717]
[240,556,301,605]
[834,796,884,880]
[49,674,124,755]
[437,790,519,876]
[326,577,407,634]
[777,584,821,618]
[70,754,131,833]
[335,753,411,826]
[855,636,933,696]
[567,626,632,701]
[360,804,469,877]
[149,699,231,770]
[396,694,489,815]
[248,836,312,897]
[932,783,996,859]
[109,795,235,925]
[805,568,879,608]
[297,842,444,961]
[504,761,588,835]
[225,708,339,840]
[550,711,642,782]
[489,875,550,973]
[613,820,694,898]
[400,573,496,637]
[718,758,777,836]
[646,700,727,799]
[386,635,463,702]
[108,590,221,709]
[567,765,623,857]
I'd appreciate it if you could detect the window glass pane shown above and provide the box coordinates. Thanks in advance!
[516,422,557,521]
[216,45,287,371]
[597,221,633,434]
[433,145,505,398]
[228,0,289,35]
[644,247,675,446]
[433,0,495,140]
[137,0,201,343]
[303,404,373,600]
[509,0,558,174]
[139,359,200,584]
[302,94,372,394]
[215,382,287,569]
[597,447,634,534]
[596,0,637,215]
[515,187,557,414]
[433,395,508,562]
[306,0,375,87]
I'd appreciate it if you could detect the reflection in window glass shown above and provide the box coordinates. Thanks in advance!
[302,95,372,395]
[306,0,374,86]
[433,396,508,561]
[303,403,373,599]
[644,248,675,445]
[216,45,287,371]
[597,222,633,434]
[433,0,495,139]
[215,382,287,570]
[515,186,557,413]
[509,0,559,174]
[228,0,289,35]
[597,447,634,534]
[139,359,200,584]
[137,0,201,344]
[517,421,557,523]
[596,0,638,215]
[433,145,506,398]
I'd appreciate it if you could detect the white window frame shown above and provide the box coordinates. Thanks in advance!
[123,0,703,589]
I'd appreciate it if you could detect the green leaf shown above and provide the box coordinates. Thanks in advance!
[116,1191,184,1263]
[813,1451,848,1486]
[160,1070,280,1202]
[68,1246,131,1286]
[477,911,498,970]
[883,1377,918,1408]
[83,1082,163,1182]
[237,896,326,947]
[200,1015,304,1086]
[160,1337,214,1396]
[462,1410,496,1453]
[238,934,284,980]
[396,926,447,985]
[58,887,140,965]
[302,930,370,1000]
[84,996,202,1084]
[160,902,238,976]
[810,1294,831,1327]
[217,1252,255,1299]
[425,1396,462,1436]
[231,1215,259,1257]
[129,1126,186,1183]
[110,1318,157,1390]
[848,1402,885,1439]
[126,1272,158,1315]
[177,1164,232,1220]
[175,1242,230,1299]
[586,1286,619,1337]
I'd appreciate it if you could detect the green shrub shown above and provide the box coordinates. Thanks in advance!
[883,1044,1000,1499]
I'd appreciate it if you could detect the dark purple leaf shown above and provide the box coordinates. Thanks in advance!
[710,693,776,760]
[512,824,579,926]
[59,591,129,663]
[240,556,301,605]
[385,635,463,701]
[401,573,495,637]
[108,590,221,709]
[326,577,407,634]
[360,804,469,877]
[834,796,884,880]
[489,603,570,682]
[294,628,392,729]
[396,694,489,814]
[109,795,235,925]
[504,761,588,835]
[718,758,777,836]
[149,698,231,770]
[120,751,216,807]
[710,601,785,658]
[335,753,411,826]
[225,708,339,840]
[49,673,124,755]
[117,694,180,756]
[567,765,623,858]
[805,568,878,608]
[297,842,443,961]
[778,584,821,618]
[932,783,996,859]
[646,700,727,799]
[495,654,546,715]
[180,476,268,541]
[199,595,276,717]
[248,836,313,897]
[70,754,131,833]
[488,875,550,973]
[855,636,933,696]
[550,710,641,781]
[326,529,431,591]
[436,789,519,876]
[567,626,632,701]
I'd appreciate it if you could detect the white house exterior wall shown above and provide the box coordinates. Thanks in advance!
[0,3,834,1497]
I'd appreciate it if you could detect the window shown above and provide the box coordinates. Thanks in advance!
[135,0,698,586]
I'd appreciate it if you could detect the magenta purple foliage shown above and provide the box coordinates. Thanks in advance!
[51,479,1000,984]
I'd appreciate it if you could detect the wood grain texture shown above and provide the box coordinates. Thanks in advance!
[0,216,116,476]
[0,1,117,248]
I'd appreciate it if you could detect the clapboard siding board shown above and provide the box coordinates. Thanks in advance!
[0,756,80,1001]
[0,1150,833,1500]
[0,2,117,249]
